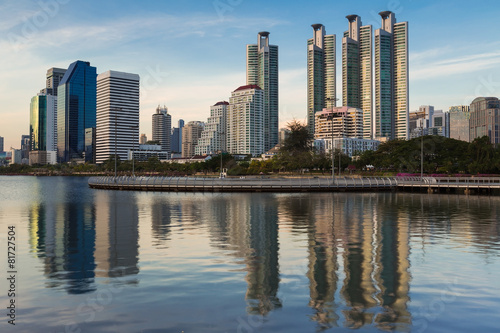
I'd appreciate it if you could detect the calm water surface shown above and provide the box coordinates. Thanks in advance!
[0,176,499,333]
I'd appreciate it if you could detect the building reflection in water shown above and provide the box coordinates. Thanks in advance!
[277,193,411,331]
[94,191,139,281]
[207,194,281,316]
[29,180,140,294]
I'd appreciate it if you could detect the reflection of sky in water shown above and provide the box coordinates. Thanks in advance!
[1,176,499,332]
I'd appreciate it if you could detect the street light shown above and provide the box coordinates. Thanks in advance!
[325,98,339,180]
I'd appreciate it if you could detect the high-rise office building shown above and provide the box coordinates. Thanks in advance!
[30,94,57,152]
[342,15,373,139]
[57,60,97,163]
[195,101,229,155]
[40,67,66,96]
[0,136,4,152]
[152,105,172,155]
[374,11,409,140]
[449,105,470,142]
[171,119,184,153]
[307,24,336,135]
[182,121,204,158]
[247,32,278,151]
[227,85,264,155]
[469,97,500,145]
[95,70,140,164]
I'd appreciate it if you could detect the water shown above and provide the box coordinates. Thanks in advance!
[1,176,499,333]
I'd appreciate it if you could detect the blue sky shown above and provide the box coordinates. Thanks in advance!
[1,0,500,149]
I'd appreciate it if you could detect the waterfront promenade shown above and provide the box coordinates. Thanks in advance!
[88,176,500,194]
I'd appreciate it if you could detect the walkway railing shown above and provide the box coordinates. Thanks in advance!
[88,176,398,192]
[88,176,500,193]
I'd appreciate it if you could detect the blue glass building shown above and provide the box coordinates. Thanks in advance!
[57,61,97,163]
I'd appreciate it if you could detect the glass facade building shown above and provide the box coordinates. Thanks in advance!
[30,94,57,152]
[57,61,97,163]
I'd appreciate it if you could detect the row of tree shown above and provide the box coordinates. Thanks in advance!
[354,135,500,174]
[2,121,499,176]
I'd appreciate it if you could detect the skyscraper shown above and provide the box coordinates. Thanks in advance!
[342,15,373,139]
[0,136,4,153]
[374,11,409,140]
[152,105,172,155]
[247,32,278,151]
[30,94,57,152]
[227,85,264,155]
[95,70,140,164]
[41,67,66,96]
[57,60,97,163]
[307,24,336,135]
[195,101,229,155]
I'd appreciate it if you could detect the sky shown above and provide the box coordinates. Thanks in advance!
[1,0,500,149]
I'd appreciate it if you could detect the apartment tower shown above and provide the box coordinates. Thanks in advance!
[342,15,373,139]
[247,32,278,151]
[227,85,264,155]
[374,11,409,140]
[307,24,336,135]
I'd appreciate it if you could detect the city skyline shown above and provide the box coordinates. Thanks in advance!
[1,0,500,149]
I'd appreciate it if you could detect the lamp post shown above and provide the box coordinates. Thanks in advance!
[129,125,139,177]
[219,130,225,178]
[110,107,123,180]
[325,98,339,180]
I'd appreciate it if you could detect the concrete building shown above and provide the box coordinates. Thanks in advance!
[307,24,336,134]
[10,148,22,164]
[279,128,290,145]
[0,136,3,152]
[40,67,66,96]
[96,70,140,164]
[29,151,57,165]
[139,134,147,145]
[314,106,364,140]
[409,106,449,139]
[171,119,184,154]
[469,97,500,145]
[195,101,229,155]
[57,60,97,163]
[129,144,169,161]
[449,105,470,142]
[374,11,409,140]
[314,137,380,157]
[342,15,373,139]
[227,85,264,156]
[247,32,278,151]
[182,121,205,158]
[152,105,171,154]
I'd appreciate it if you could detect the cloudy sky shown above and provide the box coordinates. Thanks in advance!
[1,0,500,149]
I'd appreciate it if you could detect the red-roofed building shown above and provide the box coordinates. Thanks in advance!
[228,85,264,156]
